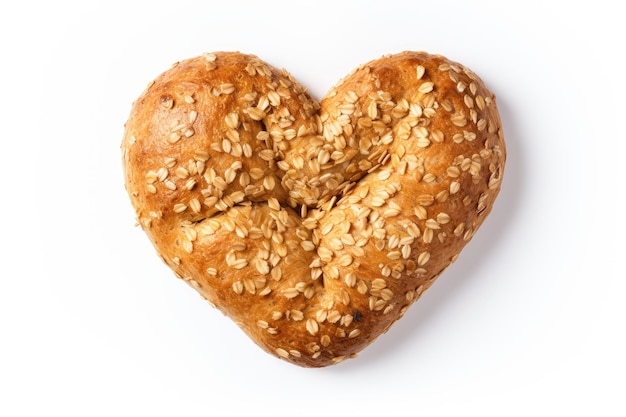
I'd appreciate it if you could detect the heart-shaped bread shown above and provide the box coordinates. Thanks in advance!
[121,51,505,367]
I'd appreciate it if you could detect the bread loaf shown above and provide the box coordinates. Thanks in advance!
[121,51,505,367]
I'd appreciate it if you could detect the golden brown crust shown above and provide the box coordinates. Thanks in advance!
[121,51,505,367]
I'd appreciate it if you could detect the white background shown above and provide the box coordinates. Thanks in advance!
[2,1,624,415]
